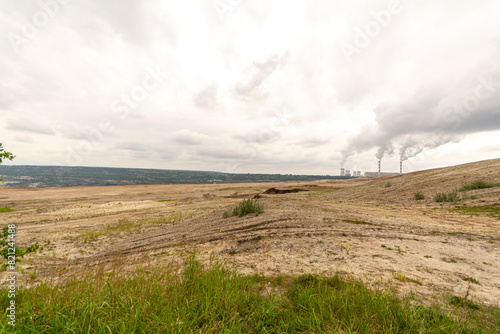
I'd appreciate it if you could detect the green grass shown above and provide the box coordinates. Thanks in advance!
[453,203,500,219]
[0,207,15,213]
[158,199,176,202]
[459,180,500,192]
[449,295,480,310]
[385,181,393,188]
[224,199,264,218]
[2,254,498,333]
[414,192,425,200]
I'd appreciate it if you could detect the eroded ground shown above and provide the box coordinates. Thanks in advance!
[1,159,499,307]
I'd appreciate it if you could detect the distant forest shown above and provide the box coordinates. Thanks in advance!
[0,166,351,188]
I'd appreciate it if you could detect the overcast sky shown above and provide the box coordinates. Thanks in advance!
[1,0,499,175]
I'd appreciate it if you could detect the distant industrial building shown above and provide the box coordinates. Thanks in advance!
[364,171,401,177]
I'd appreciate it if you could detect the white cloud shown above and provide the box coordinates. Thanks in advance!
[1,0,499,174]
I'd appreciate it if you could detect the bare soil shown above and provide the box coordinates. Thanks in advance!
[1,159,499,306]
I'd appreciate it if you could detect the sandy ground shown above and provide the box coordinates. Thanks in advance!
[1,159,499,307]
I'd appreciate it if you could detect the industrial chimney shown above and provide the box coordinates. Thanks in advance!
[340,168,345,176]
[400,160,402,174]
[378,160,381,177]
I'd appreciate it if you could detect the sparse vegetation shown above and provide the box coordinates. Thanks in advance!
[343,219,373,225]
[453,203,500,218]
[393,272,422,285]
[385,181,393,188]
[459,180,500,192]
[434,189,460,203]
[0,207,15,212]
[2,254,497,333]
[462,277,480,285]
[414,192,425,200]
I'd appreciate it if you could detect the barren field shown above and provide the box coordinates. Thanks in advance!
[1,159,499,307]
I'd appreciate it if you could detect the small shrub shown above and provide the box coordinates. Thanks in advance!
[228,199,264,218]
[385,182,392,188]
[222,211,229,219]
[414,192,425,200]
[434,190,459,203]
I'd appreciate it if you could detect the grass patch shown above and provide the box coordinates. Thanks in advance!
[453,204,500,219]
[223,199,264,218]
[414,192,425,200]
[158,199,176,202]
[434,190,460,203]
[385,181,393,188]
[2,254,498,333]
[0,207,15,213]
[459,180,500,192]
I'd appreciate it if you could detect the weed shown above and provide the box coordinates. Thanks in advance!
[385,182,393,188]
[424,255,432,259]
[222,211,229,219]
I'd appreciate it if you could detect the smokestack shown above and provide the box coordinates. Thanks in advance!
[378,160,381,177]
[340,168,345,176]
[400,160,402,174]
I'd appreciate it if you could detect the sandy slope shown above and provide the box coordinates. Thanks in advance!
[1,158,499,306]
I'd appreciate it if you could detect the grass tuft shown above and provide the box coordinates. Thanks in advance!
[223,199,264,218]
[414,192,425,200]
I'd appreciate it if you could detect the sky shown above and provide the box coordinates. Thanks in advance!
[1,0,499,175]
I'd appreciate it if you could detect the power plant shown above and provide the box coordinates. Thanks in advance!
[340,160,403,178]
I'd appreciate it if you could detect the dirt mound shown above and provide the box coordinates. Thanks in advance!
[263,187,308,194]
